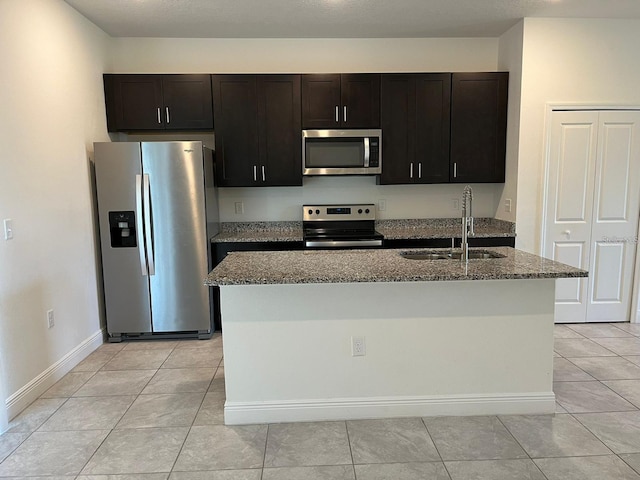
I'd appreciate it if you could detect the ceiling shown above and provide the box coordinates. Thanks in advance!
[64,0,640,39]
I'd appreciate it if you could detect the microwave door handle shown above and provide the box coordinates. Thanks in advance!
[363,137,370,167]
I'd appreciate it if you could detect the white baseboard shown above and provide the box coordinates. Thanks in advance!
[5,328,105,420]
[224,392,557,425]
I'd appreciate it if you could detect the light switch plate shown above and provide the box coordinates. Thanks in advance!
[3,219,13,240]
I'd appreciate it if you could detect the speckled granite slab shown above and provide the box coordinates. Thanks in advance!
[378,218,515,239]
[210,218,515,243]
[211,221,303,242]
[205,247,587,286]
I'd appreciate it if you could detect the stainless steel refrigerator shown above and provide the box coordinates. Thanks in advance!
[94,141,218,342]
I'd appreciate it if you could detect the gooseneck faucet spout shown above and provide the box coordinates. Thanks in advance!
[461,185,474,262]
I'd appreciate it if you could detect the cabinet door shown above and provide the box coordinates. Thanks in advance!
[341,74,380,128]
[257,75,302,186]
[104,74,164,131]
[450,72,508,183]
[380,74,450,185]
[301,74,341,128]
[414,73,451,183]
[162,75,213,130]
[212,75,259,187]
[380,75,415,184]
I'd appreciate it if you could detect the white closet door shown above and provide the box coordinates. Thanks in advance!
[544,111,598,323]
[544,110,640,323]
[586,111,640,322]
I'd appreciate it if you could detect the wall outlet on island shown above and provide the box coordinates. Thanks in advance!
[47,309,55,329]
[234,202,244,214]
[351,336,366,356]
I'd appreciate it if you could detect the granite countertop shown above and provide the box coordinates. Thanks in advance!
[378,218,515,240]
[210,218,515,243]
[205,247,587,286]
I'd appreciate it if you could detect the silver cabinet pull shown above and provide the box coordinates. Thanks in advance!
[165,107,170,124]
[261,165,266,182]
[410,162,414,179]
[253,165,257,182]
[335,106,339,123]
[157,107,161,124]
[453,162,457,178]
[343,106,347,123]
[418,162,422,179]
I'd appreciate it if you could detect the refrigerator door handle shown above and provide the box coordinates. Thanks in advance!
[135,174,148,276]
[143,174,156,276]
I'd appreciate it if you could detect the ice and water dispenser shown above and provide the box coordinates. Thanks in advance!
[108,211,137,248]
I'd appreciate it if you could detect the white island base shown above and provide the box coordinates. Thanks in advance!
[220,279,556,425]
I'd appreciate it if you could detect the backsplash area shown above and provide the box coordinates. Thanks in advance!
[218,176,506,222]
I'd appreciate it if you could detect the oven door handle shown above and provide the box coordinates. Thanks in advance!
[305,239,383,248]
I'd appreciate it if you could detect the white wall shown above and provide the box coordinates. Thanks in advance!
[515,18,640,254]
[110,37,503,222]
[0,0,110,418]
[496,21,524,224]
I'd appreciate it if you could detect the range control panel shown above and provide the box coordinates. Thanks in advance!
[303,204,376,222]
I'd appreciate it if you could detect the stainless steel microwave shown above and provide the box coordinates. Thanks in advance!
[302,129,382,176]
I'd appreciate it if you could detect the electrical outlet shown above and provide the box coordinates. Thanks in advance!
[504,198,512,213]
[452,199,460,210]
[234,202,244,214]
[47,309,55,329]
[351,336,366,356]
[378,199,386,212]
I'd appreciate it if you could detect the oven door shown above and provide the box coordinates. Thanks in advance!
[302,129,381,175]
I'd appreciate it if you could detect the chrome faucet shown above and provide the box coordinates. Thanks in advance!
[461,185,474,262]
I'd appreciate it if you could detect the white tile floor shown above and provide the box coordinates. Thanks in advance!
[1,324,640,479]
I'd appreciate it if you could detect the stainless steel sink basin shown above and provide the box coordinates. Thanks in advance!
[399,252,450,260]
[399,250,505,261]
[448,251,506,260]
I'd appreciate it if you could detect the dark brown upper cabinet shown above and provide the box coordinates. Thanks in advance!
[380,74,451,185]
[103,74,213,132]
[301,74,380,129]
[212,74,302,187]
[450,72,508,183]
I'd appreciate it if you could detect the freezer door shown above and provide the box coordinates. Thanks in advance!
[141,142,211,333]
[94,142,152,335]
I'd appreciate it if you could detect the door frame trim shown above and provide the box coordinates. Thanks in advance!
[541,104,640,324]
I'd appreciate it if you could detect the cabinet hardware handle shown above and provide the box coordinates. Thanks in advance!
[261,165,266,182]
[335,106,339,123]
[410,162,414,179]
[165,107,170,124]
[418,162,422,179]
[343,106,347,123]
[563,230,571,236]
[157,107,161,124]
[253,165,257,182]
[453,163,457,178]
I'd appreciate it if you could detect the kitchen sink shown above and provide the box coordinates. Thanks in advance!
[399,250,506,261]
[399,252,450,260]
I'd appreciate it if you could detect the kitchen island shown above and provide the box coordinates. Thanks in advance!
[205,247,586,425]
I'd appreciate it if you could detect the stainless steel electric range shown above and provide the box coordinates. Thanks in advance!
[302,204,384,249]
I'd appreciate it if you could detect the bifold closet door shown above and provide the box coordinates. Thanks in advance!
[544,110,640,323]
